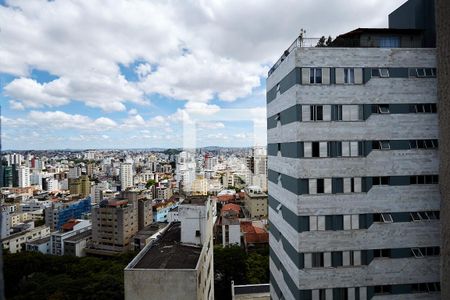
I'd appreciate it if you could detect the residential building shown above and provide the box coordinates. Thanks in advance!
[124,196,215,300]
[69,175,90,197]
[44,197,92,231]
[218,203,241,247]
[244,186,267,219]
[191,176,208,195]
[89,198,138,254]
[2,225,50,253]
[50,219,91,256]
[63,229,92,257]
[152,199,179,222]
[17,166,30,188]
[267,6,439,299]
[120,162,134,191]
[26,236,51,254]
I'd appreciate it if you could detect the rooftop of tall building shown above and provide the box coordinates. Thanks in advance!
[130,222,202,270]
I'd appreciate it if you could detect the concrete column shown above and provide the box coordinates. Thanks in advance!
[437,0,450,296]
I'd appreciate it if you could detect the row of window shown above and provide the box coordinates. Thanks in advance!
[277,176,439,195]
[302,104,436,122]
[269,103,437,129]
[269,172,440,196]
[267,66,437,103]
[299,211,440,232]
[273,139,438,158]
[304,247,440,269]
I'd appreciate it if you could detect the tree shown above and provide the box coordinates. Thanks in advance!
[214,246,247,300]
[145,179,156,189]
[326,35,333,46]
[4,252,134,300]
[316,36,326,47]
[316,35,333,47]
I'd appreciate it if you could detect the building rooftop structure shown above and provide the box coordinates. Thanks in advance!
[64,229,92,242]
[331,27,425,48]
[268,27,429,77]
[130,222,202,269]
[231,282,270,300]
[26,236,50,246]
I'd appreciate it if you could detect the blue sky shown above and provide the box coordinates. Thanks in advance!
[0,0,406,150]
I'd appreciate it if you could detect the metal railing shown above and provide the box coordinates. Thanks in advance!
[268,37,321,77]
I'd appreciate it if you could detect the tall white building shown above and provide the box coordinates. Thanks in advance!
[120,162,134,191]
[68,166,82,179]
[176,151,196,192]
[5,153,23,166]
[18,166,31,188]
[267,30,440,299]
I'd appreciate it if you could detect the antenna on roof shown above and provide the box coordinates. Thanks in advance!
[298,28,306,47]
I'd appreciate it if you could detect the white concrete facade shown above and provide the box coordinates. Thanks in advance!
[267,47,440,300]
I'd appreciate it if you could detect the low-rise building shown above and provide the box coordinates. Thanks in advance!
[243,186,267,219]
[2,225,50,253]
[63,229,92,257]
[50,219,91,256]
[26,236,51,254]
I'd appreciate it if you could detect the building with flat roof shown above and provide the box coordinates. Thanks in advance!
[26,236,51,254]
[2,225,50,253]
[50,219,91,256]
[125,196,215,300]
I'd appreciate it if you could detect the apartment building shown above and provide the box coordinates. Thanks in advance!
[89,198,139,254]
[120,162,134,191]
[267,20,439,300]
[244,186,268,219]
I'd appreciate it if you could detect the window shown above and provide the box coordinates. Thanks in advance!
[416,68,436,78]
[341,105,360,121]
[312,253,324,268]
[373,140,390,150]
[412,248,424,258]
[381,213,393,223]
[379,68,389,77]
[310,105,323,121]
[312,142,320,157]
[379,36,400,48]
[344,68,355,84]
[371,68,380,77]
[378,104,390,114]
[415,104,437,113]
[412,283,441,293]
[410,175,439,184]
[341,141,359,157]
[374,285,392,295]
[275,83,280,94]
[317,179,325,194]
[373,176,390,185]
[335,105,343,120]
[275,113,281,121]
[310,68,322,84]
[374,249,391,258]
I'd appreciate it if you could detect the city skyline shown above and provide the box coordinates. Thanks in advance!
[0,0,406,150]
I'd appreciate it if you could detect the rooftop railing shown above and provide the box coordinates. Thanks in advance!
[268,37,321,77]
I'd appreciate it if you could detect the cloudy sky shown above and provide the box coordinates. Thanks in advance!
[0,0,406,150]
